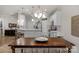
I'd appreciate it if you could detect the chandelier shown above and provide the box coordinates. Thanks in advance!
[31,6,48,19]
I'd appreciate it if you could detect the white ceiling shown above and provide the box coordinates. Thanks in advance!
[0,5,59,17]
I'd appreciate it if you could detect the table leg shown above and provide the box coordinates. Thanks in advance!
[11,46,15,53]
[68,48,71,53]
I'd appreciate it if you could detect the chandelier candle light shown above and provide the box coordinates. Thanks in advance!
[32,6,48,21]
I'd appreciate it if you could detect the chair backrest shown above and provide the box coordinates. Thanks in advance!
[15,32,24,39]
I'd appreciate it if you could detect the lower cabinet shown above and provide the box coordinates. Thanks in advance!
[5,30,16,36]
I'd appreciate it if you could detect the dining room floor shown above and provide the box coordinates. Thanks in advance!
[0,36,15,53]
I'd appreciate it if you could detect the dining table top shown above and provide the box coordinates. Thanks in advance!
[8,37,75,48]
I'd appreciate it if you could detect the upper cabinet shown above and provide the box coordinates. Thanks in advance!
[49,11,61,26]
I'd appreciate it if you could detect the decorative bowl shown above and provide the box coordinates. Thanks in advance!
[34,37,48,43]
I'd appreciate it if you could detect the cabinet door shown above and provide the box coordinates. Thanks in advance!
[5,30,15,36]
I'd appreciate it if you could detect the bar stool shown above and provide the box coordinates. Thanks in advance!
[15,32,24,39]
[15,32,24,53]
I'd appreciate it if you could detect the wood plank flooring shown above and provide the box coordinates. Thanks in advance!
[0,36,15,53]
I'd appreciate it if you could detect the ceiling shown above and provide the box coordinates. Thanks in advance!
[0,5,60,17]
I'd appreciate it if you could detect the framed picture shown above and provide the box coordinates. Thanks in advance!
[71,15,79,37]
[8,23,17,28]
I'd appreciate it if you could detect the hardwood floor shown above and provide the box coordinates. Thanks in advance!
[0,36,15,53]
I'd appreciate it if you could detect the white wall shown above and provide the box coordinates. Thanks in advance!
[50,11,61,25]
[3,17,17,29]
[2,16,17,36]
[61,6,79,52]
[49,10,62,37]
[42,20,49,36]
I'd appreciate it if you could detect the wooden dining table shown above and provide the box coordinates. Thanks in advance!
[8,37,75,53]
